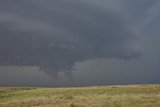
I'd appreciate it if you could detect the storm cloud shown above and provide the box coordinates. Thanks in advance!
[0,0,141,78]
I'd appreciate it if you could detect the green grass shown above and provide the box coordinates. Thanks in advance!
[0,84,160,107]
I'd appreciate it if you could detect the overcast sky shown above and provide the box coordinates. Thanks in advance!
[0,0,160,87]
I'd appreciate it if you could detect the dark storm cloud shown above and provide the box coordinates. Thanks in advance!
[0,0,141,78]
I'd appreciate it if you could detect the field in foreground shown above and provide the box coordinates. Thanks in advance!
[0,84,160,107]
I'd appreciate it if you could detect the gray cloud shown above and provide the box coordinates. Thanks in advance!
[0,0,141,78]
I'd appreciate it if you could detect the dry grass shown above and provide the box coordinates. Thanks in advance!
[0,84,160,107]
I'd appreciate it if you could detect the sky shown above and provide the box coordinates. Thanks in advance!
[0,0,160,87]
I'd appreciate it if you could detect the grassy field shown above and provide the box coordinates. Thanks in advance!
[0,84,160,107]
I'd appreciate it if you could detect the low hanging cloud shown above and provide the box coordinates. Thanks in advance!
[0,0,141,78]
